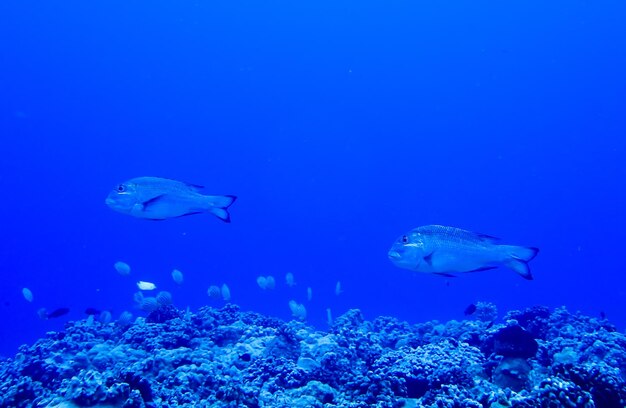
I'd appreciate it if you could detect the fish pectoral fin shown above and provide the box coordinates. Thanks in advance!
[466,266,498,273]
[423,252,435,266]
[178,211,204,217]
[434,272,457,278]
[141,194,168,209]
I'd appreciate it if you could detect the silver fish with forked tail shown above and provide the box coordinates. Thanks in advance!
[388,225,538,279]
[105,177,236,222]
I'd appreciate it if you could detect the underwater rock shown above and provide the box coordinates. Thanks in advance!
[492,324,538,359]
[372,339,485,399]
[146,304,181,324]
[504,305,551,339]
[492,356,532,391]
[0,305,625,407]
[526,377,595,407]
[473,301,498,322]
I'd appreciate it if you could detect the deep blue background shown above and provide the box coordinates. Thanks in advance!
[1,1,625,356]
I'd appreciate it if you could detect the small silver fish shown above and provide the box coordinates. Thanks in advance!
[388,225,538,279]
[114,261,131,276]
[171,269,184,285]
[137,280,157,291]
[22,287,34,302]
[106,177,236,222]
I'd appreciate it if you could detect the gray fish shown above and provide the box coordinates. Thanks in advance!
[46,307,70,319]
[388,225,538,279]
[106,177,236,222]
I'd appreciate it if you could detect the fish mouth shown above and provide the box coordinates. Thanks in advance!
[105,198,116,207]
[388,250,402,260]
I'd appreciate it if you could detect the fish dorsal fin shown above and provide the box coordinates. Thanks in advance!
[415,225,499,244]
[184,182,204,191]
[476,233,500,243]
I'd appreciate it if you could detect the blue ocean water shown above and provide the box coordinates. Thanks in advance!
[1,1,625,357]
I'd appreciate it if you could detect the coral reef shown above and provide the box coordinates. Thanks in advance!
[0,304,624,407]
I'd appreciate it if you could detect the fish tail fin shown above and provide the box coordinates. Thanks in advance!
[205,195,237,223]
[502,245,539,280]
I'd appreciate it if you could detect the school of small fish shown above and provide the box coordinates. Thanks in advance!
[288,300,307,321]
[285,272,296,287]
[256,275,276,290]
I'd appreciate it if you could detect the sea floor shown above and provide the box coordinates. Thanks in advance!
[0,303,624,407]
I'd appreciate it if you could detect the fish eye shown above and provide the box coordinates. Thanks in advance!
[402,235,409,244]
[116,184,126,192]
